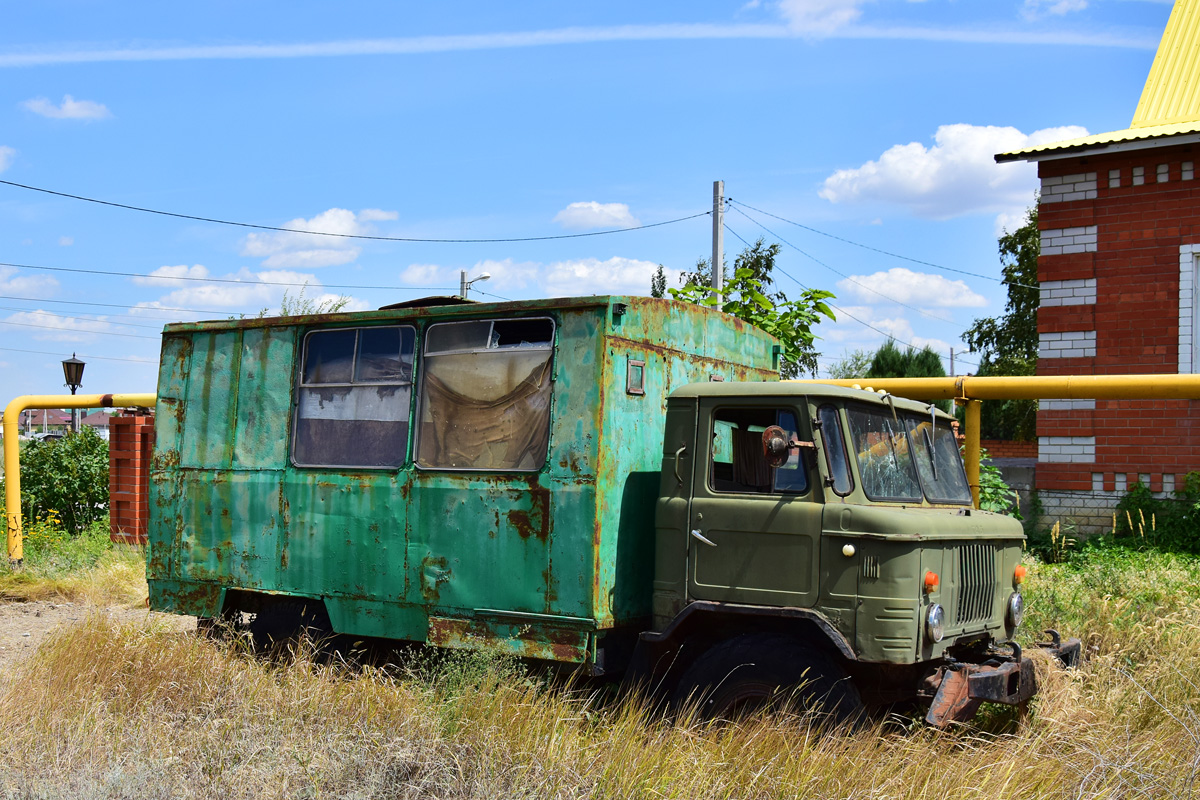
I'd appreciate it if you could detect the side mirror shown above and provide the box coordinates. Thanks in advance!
[762,426,790,468]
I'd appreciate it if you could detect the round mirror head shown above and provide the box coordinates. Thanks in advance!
[761,425,790,468]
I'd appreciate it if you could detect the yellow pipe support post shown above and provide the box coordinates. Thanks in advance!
[964,399,981,509]
[4,393,156,565]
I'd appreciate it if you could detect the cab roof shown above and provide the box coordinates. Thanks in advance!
[671,381,957,420]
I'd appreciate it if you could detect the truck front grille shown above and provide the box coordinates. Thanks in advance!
[956,544,997,625]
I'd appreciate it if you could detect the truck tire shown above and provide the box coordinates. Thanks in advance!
[671,633,862,723]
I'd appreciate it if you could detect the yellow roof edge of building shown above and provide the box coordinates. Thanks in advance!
[998,0,1200,163]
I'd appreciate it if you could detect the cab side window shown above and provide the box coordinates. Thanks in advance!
[293,326,416,468]
[709,407,809,494]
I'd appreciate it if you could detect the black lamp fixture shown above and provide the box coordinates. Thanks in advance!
[62,353,85,394]
[62,353,85,434]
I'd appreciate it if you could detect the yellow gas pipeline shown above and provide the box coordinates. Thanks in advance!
[4,394,155,563]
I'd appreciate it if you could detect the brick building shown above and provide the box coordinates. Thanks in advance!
[997,0,1200,530]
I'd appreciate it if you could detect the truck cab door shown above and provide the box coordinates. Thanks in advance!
[686,400,822,608]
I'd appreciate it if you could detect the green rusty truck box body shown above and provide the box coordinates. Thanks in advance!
[147,296,779,664]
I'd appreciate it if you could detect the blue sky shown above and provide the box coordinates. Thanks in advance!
[0,0,1173,397]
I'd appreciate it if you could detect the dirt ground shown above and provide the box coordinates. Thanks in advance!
[0,599,194,670]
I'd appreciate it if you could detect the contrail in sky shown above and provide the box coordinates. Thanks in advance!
[0,23,1157,68]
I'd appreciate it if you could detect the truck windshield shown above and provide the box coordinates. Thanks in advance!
[845,404,971,505]
[905,417,972,504]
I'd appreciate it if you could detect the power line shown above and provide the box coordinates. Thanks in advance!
[729,204,961,327]
[0,345,154,364]
[728,198,1037,291]
[0,293,233,317]
[722,221,978,369]
[0,260,448,292]
[0,319,159,340]
[0,179,709,243]
[0,305,165,330]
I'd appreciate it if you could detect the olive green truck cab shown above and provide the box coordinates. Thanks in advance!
[147,295,1078,725]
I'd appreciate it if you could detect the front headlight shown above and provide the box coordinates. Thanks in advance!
[925,603,945,643]
[1007,591,1024,629]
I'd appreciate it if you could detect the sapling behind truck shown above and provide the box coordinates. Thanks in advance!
[147,295,1077,725]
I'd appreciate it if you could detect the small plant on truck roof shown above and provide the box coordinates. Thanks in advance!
[146,295,1079,726]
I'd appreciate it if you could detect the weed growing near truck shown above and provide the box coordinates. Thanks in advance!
[0,548,1197,798]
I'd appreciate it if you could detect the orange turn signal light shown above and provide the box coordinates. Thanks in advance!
[924,571,940,593]
[1014,565,1028,584]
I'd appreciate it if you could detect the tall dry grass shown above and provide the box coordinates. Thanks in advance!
[0,549,1196,798]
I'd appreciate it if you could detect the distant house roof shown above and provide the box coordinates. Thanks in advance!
[997,0,1200,163]
[80,410,113,428]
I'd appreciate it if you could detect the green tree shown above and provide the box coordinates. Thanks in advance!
[650,265,667,298]
[12,427,109,534]
[865,339,950,412]
[962,206,1039,440]
[826,348,873,380]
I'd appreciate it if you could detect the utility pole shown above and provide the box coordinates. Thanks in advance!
[711,180,724,301]
[950,348,955,376]
[459,270,468,298]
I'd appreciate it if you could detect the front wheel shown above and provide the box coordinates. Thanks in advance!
[671,633,862,723]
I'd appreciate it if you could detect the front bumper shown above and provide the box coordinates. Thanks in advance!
[924,632,1082,727]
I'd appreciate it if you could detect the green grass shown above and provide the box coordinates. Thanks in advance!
[0,514,147,604]
[0,545,1197,797]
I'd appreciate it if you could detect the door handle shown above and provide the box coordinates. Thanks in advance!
[690,528,717,547]
[673,445,687,485]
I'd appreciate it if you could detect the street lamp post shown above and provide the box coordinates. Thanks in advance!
[62,353,85,434]
[459,269,491,299]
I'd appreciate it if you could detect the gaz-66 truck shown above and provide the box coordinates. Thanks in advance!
[147,295,1078,725]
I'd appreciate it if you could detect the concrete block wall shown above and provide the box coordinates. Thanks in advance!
[109,413,155,545]
[1034,146,1200,531]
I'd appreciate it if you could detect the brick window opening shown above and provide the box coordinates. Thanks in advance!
[1185,161,1195,181]
[1133,166,1145,186]
[1108,168,1121,188]
[1157,163,1169,183]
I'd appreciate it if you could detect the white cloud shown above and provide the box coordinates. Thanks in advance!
[553,202,640,230]
[240,207,395,269]
[400,256,679,298]
[819,123,1089,221]
[836,268,987,308]
[0,146,14,172]
[777,0,867,35]
[0,265,59,295]
[1022,0,1087,19]
[21,94,111,120]
[820,304,953,362]
[3,309,115,342]
[128,264,359,316]
[58,236,74,247]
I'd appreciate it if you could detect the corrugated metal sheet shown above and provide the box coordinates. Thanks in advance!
[998,0,1200,162]
[1132,0,1200,128]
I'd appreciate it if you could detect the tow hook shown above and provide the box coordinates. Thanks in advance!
[1036,628,1082,668]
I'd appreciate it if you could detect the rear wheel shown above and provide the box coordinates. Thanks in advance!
[671,633,862,723]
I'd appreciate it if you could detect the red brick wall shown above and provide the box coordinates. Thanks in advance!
[979,439,1038,459]
[109,413,155,545]
[1036,144,1200,496]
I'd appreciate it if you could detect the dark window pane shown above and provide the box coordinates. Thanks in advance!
[356,327,414,382]
[293,326,416,468]
[819,405,853,496]
[303,329,356,384]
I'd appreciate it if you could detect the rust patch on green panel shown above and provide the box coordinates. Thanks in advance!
[427,616,590,663]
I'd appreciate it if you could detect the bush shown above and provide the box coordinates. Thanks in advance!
[1113,472,1200,554]
[6,428,109,535]
[977,449,1021,519]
